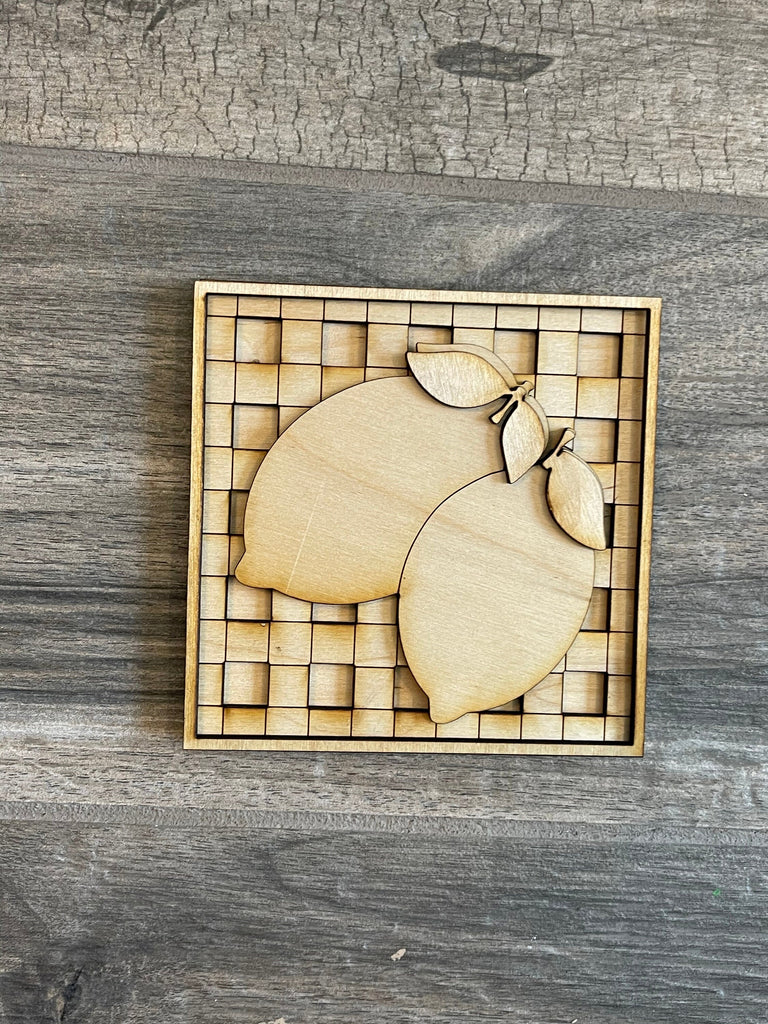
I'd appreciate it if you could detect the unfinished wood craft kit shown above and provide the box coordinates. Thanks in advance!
[185,282,660,754]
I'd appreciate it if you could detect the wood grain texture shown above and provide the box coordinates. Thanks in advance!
[3,1,768,197]
[399,468,595,721]
[499,387,549,482]
[189,284,653,752]
[0,823,766,1024]
[406,346,517,408]
[0,145,765,828]
[544,430,608,549]
[236,375,505,603]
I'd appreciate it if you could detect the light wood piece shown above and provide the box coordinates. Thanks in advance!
[543,429,608,550]
[538,331,578,374]
[238,296,280,318]
[498,383,549,483]
[406,344,518,407]
[186,281,660,755]
[235,376,504,603]
[493,329,537,375]
[399,468,595,723]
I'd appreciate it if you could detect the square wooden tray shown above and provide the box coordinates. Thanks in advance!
[185,282,660,754]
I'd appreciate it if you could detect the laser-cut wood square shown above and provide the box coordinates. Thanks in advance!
[186,283,660,754]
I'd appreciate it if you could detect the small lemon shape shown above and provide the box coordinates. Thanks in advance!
[398,467,595,723]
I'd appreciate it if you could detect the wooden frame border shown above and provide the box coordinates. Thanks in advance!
[185,281,661,755]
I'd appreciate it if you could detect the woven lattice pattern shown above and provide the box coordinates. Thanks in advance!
[195,293,647,745]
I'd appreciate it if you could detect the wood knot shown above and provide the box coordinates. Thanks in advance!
[435,42,553,83]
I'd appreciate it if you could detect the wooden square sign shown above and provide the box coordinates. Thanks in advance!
[185,282,660,754]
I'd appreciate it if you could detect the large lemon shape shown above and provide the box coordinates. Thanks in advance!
[236,377,504,604]
[398,468,595,723]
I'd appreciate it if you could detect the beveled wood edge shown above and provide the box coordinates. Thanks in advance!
[633,300,662,755]
[184,280,659,756]
[183,286,207,748]
[194,280,663,312]
[184,737,643,755]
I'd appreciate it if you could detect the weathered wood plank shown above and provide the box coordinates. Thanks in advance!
[0,145,766,828]
[0,823,765,1023]
[2,0,768,196]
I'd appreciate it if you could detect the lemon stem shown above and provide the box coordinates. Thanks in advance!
[489,380,534,425]
[542,427,575,469]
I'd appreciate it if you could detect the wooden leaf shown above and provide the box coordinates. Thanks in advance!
[413,342,518,389]
[500,394,549,483]
[406,347,515,408]
[543,447,607,550]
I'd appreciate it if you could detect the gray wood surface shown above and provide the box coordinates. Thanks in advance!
[1,823,766,1024]
[3,0,768,196]
[0,143,766,1021]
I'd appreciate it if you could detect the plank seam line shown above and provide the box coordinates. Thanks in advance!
[4,143,768,220]
[0,803,766,844]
